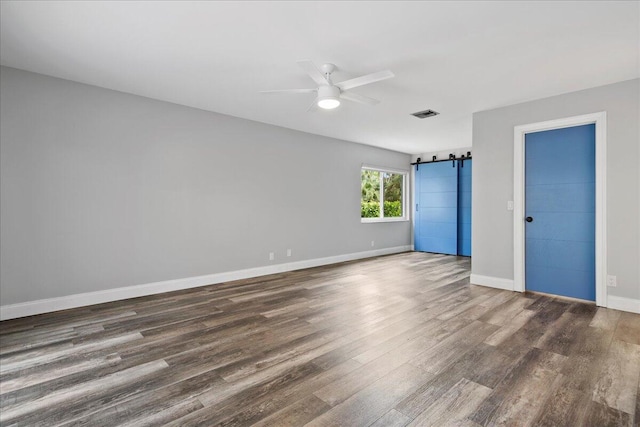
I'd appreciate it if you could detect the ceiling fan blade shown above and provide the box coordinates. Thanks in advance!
[340,91,380,106]
[307,98,318,112]
[297,60,329,85]
[260,89,317,94]
[336,70,394,91]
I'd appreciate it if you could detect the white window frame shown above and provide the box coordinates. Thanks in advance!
[361,165,409,223]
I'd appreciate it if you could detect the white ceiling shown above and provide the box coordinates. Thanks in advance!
[1,1,638,154]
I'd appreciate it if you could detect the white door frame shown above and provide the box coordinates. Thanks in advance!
[513,112,607,306]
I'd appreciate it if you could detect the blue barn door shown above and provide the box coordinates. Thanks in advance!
[525,124,596,301]
[457,160,472,256]
[415,161,458,255]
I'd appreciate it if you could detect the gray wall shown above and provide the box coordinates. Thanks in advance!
[472,79,640,300]
[0,66,411,305]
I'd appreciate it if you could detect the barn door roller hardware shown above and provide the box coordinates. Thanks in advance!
[411,151,472,170]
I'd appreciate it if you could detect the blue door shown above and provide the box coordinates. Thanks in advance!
[457,160,472,256]
[415,161,458,255]
[525,124,595,301]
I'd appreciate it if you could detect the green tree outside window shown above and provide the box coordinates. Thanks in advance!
[361,169,405,219]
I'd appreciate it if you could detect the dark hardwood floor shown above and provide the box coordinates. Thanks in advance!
[1,252,639,426]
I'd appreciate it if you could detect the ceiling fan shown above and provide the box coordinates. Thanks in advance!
[261,60,394,111]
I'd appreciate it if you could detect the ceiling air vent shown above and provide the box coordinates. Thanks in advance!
[412,109,439,119]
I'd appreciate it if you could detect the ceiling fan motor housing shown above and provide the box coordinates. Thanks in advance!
[318,85,340,99]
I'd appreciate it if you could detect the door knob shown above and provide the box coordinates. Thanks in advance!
[526,216,533,223]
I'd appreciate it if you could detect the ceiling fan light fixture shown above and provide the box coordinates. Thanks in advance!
[317,85,341,109]
[317,97,341,109]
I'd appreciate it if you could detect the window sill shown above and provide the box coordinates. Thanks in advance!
[361,217,409,223]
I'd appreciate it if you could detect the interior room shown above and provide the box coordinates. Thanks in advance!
[1,1,639,426]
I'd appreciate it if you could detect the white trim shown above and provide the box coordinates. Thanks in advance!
[513,112,607,306]
[410,164,415,248]
[361,217,409,223]
[466,275,640,314]
[470,274,515,291]
[361,164,409,174]
[0,246,412,321]
[607,295,640,314]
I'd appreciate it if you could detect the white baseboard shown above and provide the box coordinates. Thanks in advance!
[0,245,412,321]
[607,295,640,314]
[470,274,515,291]
[470,274,639,314]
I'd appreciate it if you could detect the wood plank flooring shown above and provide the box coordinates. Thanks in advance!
[1,252,639,426]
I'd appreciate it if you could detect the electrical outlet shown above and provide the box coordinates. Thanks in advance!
[269,252,274,261]
[607,275,617,287]
[507,201,514,211]
[286,249,292,257]
[371,240,375,247]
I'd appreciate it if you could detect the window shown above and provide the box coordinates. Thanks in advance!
[361,166,407,222]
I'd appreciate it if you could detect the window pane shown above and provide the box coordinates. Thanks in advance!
[361,170,380,218]
[383,172,403,217]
